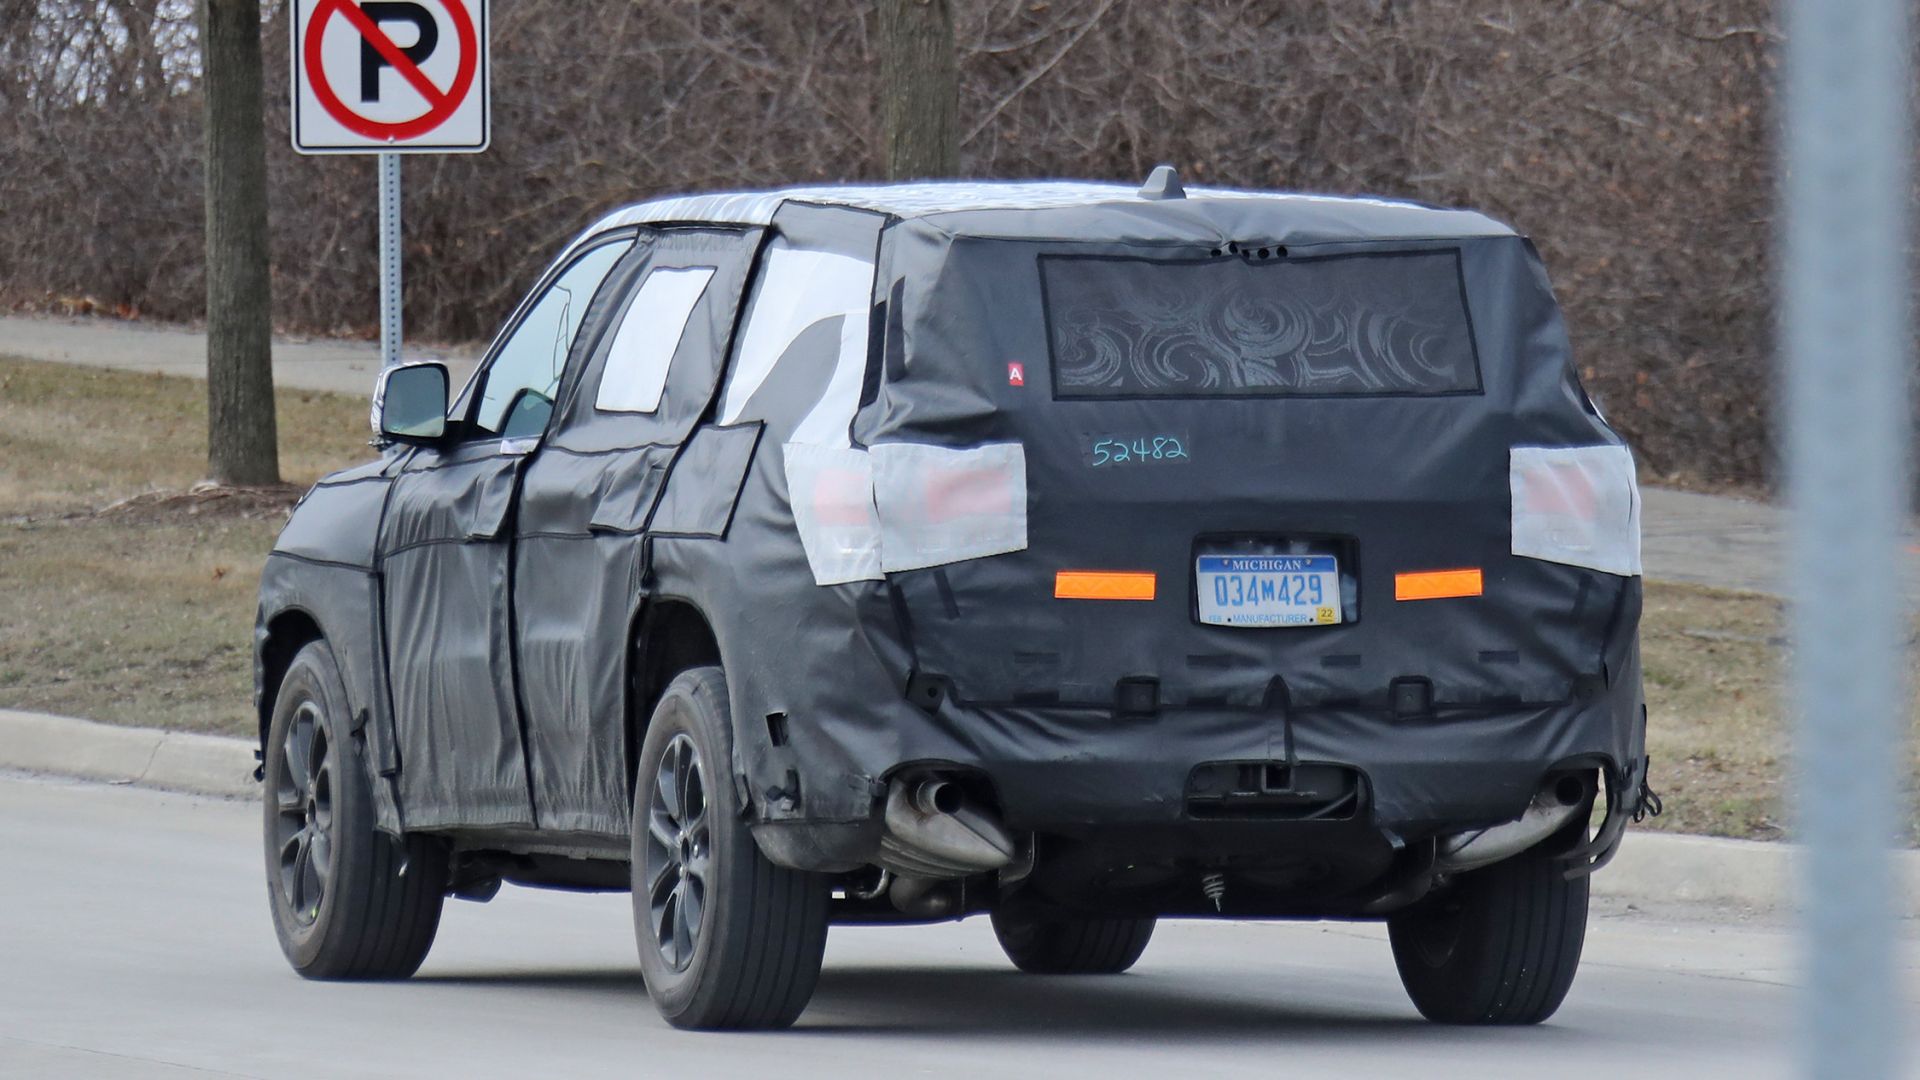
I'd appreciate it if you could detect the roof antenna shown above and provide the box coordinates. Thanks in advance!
[1139,164,1186,201]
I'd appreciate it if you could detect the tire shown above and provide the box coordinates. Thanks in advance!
[631,666,831,1030]
[990,901,1155,975]
[1388,837,1589,1025]
[263,641,447,980]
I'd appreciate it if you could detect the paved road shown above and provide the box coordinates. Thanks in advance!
[6,313,1919,600]
[0,313,479,396]
[4,775,1916,1079]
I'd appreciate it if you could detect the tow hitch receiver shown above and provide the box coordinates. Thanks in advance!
[1185,762,1362,820]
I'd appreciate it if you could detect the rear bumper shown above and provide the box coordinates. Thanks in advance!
[755,659,1644,848]
[930,694,1636,836]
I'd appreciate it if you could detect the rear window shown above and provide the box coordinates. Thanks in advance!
[1039,249,1481,399]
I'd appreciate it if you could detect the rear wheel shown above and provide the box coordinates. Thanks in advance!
[262,641,447,979]
[1388,838,1588,1024]
[631,666,831,1030]
[990,901,1155,974]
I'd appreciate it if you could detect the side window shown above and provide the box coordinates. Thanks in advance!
[472,239,631,436]
[595,265,716,414]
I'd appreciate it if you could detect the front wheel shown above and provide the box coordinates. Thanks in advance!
[262,641,447,979]
[631,666,831,1030]
[1388,839,1589,1024]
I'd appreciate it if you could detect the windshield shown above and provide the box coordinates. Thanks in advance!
[1039,249,1481,399]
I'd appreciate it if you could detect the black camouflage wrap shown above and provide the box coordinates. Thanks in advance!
[256,187,1644,884]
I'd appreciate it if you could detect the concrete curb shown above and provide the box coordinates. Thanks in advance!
[1600,829,1919,918]
[0,709,257,799]
[2,708,1915,916]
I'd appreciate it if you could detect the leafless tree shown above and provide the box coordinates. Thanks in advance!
[200,0,278,485]
[0,1,1795,491]
[876,0,958,178]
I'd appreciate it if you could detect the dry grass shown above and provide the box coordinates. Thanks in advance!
[1638,582,1920,844]
[0,356,372,734]
[0,355,368,517]
[1,515,289,734]
[2,355,1914,838]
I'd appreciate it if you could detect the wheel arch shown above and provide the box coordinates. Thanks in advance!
[626,596,724,794]
[257,607,326,751]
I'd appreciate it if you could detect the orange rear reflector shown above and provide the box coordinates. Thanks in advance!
[1395,568,1484,601]
[1055,570,1157,601]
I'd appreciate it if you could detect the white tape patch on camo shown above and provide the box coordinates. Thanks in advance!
[1510,444,1642,576]
[597,266,715,414]
[870,442,1029,575]
[722,240,875,434]
[783,442,884,585]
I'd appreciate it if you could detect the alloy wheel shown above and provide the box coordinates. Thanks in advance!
[643,733,710,971]
[273,700,335,927]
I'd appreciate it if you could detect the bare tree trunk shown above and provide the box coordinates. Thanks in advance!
[200,0,278,485]
[876,0,958,179]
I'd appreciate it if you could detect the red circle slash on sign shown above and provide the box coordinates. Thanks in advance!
[304,0,477,142]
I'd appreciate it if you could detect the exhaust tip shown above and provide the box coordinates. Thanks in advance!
[1552,773,1593,808]
[914,779,963,817]
[1435,772,1595,874]
[880,774,1016,879]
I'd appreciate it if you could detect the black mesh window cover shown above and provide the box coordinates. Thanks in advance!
[1040,249,1482,399]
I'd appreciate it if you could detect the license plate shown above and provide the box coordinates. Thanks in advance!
[1196,554,1341,627]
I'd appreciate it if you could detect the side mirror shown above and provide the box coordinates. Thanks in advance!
[372,362,449,442]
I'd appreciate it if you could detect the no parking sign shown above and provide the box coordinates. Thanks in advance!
[287,0,490,367]
[291,0,489,154]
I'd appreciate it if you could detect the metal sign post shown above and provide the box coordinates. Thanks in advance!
[1781,0,1911,1077]
[291,0,490,372]
[378,151,403,368]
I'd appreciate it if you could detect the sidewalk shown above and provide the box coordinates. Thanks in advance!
[0,312,479,396]
[1642,485,1920,600]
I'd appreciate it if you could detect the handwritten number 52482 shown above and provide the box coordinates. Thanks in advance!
[1091,436,1188,467]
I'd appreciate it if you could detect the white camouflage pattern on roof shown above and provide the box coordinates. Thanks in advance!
[580,180,1491,234]
[533,181,1516,299]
